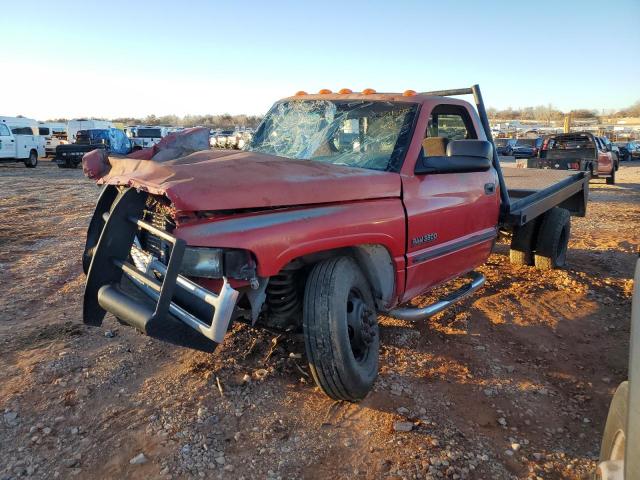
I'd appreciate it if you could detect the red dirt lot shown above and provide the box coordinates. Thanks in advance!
[1,161,638,480]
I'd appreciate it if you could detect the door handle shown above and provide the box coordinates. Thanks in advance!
[484,183,496,195]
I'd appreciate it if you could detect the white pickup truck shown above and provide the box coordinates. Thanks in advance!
[0,117,45,168]
[126,125,167,151]
[38,122,68,157]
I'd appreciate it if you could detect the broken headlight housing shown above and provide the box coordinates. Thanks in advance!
[181,247,256,280]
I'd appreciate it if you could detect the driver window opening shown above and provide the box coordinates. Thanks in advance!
[423,105,477,157]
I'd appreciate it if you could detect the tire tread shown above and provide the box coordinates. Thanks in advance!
[303,256,377,402]
[534,208,570,270]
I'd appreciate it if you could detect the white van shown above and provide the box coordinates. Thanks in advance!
[38,121,68,156]
[0,116,45,168]
[67,119,114,143]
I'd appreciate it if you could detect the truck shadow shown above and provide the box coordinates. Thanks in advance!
[492,242,637,281]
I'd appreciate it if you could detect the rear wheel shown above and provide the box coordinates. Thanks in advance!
[24,150,37,168]
[606,165,616,185]
[303,256,379,402]
[534,207,571,270]
[509,219,539,266]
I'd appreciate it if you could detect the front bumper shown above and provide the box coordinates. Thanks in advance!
[83,187,239,350]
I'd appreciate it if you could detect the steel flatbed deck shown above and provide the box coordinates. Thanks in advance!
[501,167,589,226]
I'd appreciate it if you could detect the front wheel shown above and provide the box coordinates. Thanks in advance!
[24,150,37,168]
[597,382,628,479]
[303,256,379,402]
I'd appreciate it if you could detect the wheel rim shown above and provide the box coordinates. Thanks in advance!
[345,288,375,362]
[30,152,37,165]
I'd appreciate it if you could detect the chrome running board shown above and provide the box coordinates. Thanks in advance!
[387,271,485,321]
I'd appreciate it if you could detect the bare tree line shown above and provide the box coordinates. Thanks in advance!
[46,114,264,128]
[44,100,640,125]
[487,100,640,122]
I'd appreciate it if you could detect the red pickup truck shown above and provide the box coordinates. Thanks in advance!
[82,85,589,401]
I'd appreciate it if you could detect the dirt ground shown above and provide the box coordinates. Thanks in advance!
[1,160,638,480]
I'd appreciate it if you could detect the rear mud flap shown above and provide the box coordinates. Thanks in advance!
[83,187,218,353]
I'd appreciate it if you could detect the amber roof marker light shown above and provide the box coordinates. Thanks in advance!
[294,90,308,96]
[361,88,377,95]
[403,90,417,97]
[338,88,353,94]
[318,89,333,94]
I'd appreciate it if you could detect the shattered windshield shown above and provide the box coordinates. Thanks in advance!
[247,100,418,171]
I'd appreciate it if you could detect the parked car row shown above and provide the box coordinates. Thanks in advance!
[616,140,640,161]
[496,134,636,170]
[209,128,254,149]
[494,137,543,158]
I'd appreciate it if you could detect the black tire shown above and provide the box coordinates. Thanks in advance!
[303,256,379,402]
[598,382,628,468]
[509,219,539,266]
[534,207,570,270]
[24,150,37,168]
[606,165,616,185]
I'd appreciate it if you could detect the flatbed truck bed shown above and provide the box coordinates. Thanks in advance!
[502,167,589,226]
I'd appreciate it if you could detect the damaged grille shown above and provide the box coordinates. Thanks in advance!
[140,196,175,263]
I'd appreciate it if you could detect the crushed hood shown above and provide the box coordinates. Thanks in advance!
[97,149,401,212]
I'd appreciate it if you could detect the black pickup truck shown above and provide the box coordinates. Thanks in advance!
[55,128,132,168]
[528,132,616,184]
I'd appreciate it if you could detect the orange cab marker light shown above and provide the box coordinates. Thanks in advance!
[361,88,376,95]
[338,88,352,94]
[403,89,417,97]
[295,90,308,96]
[318,89,333,94]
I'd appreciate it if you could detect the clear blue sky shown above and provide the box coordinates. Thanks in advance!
[2,0,639,120]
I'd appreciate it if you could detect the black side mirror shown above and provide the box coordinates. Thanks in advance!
[415,140,493,175]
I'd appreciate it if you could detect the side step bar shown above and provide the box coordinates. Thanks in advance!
[387,272,485,321]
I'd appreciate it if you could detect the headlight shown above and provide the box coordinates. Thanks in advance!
[181,247,255,280]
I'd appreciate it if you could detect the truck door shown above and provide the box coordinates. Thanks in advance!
[0,124,15,158]
[401,104,500,301]
[595,137,613,175]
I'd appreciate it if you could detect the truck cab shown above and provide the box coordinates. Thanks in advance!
[0,117,45,168]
